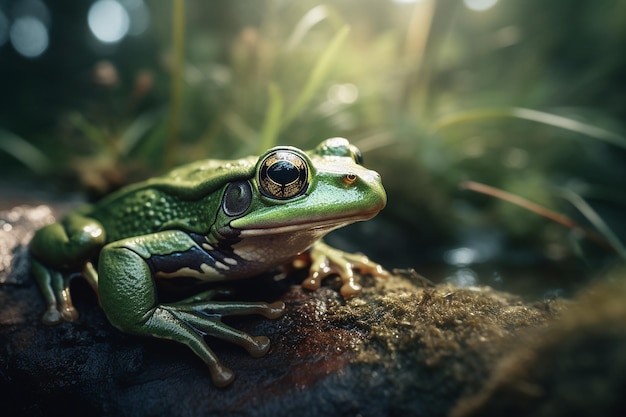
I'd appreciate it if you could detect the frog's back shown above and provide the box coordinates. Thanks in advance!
[88,157,256,242]
[151,157,256,194]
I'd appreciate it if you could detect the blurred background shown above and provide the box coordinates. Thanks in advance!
[1,0,625,297]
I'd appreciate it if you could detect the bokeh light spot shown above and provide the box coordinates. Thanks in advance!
[13,0,51,28]
[124,0,150,36]
[445,268,479,287]
[463,0,499,12]
[88,0,130,43]
[10,16,49,58]
[328,83,359,105]
[444,247,479,267]
[503,148,529,169]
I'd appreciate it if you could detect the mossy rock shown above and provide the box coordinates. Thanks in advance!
[1,203,623,417]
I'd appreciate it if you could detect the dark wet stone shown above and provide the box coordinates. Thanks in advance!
[1,203,622,417]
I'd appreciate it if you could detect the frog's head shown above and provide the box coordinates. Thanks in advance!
[213,138,386,265]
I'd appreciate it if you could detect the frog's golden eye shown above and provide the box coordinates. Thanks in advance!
[342,173,357,185]
[258,149,309,200]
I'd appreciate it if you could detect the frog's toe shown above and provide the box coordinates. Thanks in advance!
[61,306,79,322]
[209,363,236,388]
[303,241,389,299]
[339,281,362,299]
[262,301,286,319]
[246,336,271,358]
[364,262,390,279]
[42,307,63,325]
[175,288,235,304]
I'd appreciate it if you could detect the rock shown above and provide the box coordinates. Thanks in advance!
[3,203,619,417]
[0,205,56,285]
[451,277,626,417]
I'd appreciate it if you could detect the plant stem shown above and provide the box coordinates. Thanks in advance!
[166,0,185,168]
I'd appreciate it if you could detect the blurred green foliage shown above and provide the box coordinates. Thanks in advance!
[1,0,625,283]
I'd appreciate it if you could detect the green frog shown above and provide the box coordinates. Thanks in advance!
[30,137,387,387]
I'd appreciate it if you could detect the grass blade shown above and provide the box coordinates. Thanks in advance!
[67,112,110,151]
[286,5,330,50]
[119,107,167,157]
[258,82,284,153]
[283,25,351,127]
[286,5,345,50]
[0,128,51,174]
[432,107,626,150]
[462,180,626,259]
[558,188,626,262]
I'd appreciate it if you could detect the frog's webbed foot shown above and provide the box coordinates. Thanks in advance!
[153,299,285,386]
[170,289,286,358]
[301,241,389,299]
[165,299,285,355]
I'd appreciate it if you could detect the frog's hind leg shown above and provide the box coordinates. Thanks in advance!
[30,214,105,324]
[31,258,79,324]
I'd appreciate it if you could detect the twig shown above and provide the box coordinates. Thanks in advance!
[460,180,614,252]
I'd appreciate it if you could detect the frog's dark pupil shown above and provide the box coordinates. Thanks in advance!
[268,160,299,185]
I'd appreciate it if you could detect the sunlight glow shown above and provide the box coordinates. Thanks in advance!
[88,0,130,43]
[463,0,499,12]
[10,16,49,58]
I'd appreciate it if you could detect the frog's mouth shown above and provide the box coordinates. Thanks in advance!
[233,174,387,237]
[237,209,381,237]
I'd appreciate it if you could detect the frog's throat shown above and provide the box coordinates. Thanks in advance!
[237,210,380,237]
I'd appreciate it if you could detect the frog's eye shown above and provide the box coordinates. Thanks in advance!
[222,180,253,216]
[349,145,364,165]
[258,149,309,200]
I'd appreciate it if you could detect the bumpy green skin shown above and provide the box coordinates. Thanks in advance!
[30,138,387,387]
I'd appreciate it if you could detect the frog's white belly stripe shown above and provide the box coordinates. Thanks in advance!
[214,261,229,270]
[201,242,237,266]
[146,230,258,281]
[145,233,242,280]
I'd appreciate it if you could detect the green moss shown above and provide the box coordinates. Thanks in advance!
[452,275,626,417]
[326,274,563,395]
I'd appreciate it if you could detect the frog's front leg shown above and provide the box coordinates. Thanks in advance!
[301,241,389,298]
[97,230,285,387]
